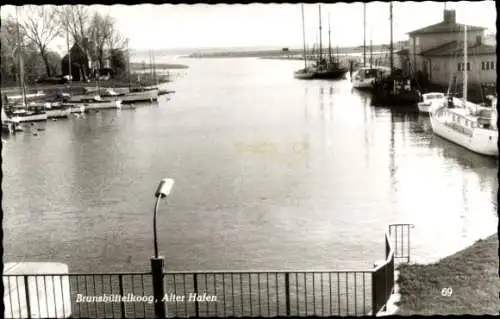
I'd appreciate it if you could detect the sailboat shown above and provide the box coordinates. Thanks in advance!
[352,6,391,90]
[370,2,421,106]
[6,7,47,123]
[294,4,316,79]
[312,6,348,80]
[429,25,498,157]
[102,47,159,103]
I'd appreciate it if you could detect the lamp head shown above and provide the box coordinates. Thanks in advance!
[155,178,174,198]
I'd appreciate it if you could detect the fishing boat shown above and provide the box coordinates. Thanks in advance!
[352,66,391,89]
[371,3,421,106]
[311,6,347,80]
[429,25,498,157]
[1,106,20,134]
[417,92,446,113]
[67,104,86,114]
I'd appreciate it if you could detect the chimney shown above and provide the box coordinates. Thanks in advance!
[443,10,456,24]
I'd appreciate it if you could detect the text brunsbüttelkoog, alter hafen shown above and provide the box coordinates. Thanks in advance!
[76,293,217,304]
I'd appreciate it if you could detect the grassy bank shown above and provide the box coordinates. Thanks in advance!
[396,234,499,315]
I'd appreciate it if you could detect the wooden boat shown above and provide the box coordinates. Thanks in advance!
[352,66,391,89]
[370,3,421,106]
[417,92,446,113]
[429,25,498,157]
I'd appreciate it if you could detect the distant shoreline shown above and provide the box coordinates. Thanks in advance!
[130,62,189,70]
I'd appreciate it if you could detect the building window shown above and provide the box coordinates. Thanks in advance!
[457,63,462,71]
[486,61,490,70]
[482,61,485,70]
[491,61,495,70]
[467,62,470,71]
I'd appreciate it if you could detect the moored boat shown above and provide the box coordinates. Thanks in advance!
[44,102,71,119]
[429,25,498,157]
[70,95,122,111]
[417,92,446,113]
[429,98,497,157]
[352,66,391,90]
[102,87,159,104]
[8,106,48,123]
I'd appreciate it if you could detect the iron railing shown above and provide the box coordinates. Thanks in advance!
[3,224,413,318]
[389,223,415,263]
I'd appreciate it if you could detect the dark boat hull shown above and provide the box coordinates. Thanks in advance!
[313,69,348,80]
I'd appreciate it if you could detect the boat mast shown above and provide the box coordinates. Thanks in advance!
[370,28,373,68]
[127,39,131,90]
[301,4,307,69]
[15,7,27,107]
[363,3,366,67]
[66,25,72,83]
[389,2,394,74]
[463,25,467,103]
[328,13,332,63]
[318,5,323,62]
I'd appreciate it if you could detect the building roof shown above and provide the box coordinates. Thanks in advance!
[408,22,485,36]
[407,10,485,36]
[420,41,496,57]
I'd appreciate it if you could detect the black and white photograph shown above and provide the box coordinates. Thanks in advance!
[1,1,498,318]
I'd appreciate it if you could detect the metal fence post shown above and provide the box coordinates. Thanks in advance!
[119,274,126,318]
[371,272,376,317]
[151,257,166,319]
[285,273,290,316]
[23,275,32,319]
[193,274,199,318]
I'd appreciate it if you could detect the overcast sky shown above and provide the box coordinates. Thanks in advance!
[1,1,496,52]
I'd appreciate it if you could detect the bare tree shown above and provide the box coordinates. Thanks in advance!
[19,5,62,77]
[59,5,92,81]
[88,12,114,69]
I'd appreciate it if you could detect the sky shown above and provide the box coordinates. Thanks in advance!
[0,1,496,53]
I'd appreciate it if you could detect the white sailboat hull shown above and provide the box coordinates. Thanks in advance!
[429,107,498,157]
[122,89,158,103]
[10,113,48,123]
[80,100,122,111]
[46,108,71,119]
[68,105,85,113]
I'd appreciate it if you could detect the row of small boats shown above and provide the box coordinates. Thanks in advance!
[1,87,161,133]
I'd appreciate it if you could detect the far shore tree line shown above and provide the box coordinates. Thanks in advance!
[1,5,129,85]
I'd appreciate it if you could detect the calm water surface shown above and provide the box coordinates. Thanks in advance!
[2,58,498,272]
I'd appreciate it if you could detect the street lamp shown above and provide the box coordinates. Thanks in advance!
[153,178,174,258]
[151,178,174,319]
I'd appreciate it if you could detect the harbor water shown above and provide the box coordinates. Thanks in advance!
[2,57,498,272]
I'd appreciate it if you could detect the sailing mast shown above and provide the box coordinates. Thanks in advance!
[66,25,72,83]
[370,28,373,68]
[318,5,323,63]
[328,13,332,64]
[389,2,394,74]
[15,7,27,107]
[463,25,467,103]
[301,4,307,69]
[127,40,131,90]
[363,3,366,67]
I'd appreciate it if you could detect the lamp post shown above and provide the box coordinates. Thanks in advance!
[151,178,174,319]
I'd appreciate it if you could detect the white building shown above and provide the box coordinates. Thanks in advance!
[406,9,496,87]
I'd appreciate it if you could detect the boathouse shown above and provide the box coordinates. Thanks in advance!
[405,9,496,87]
